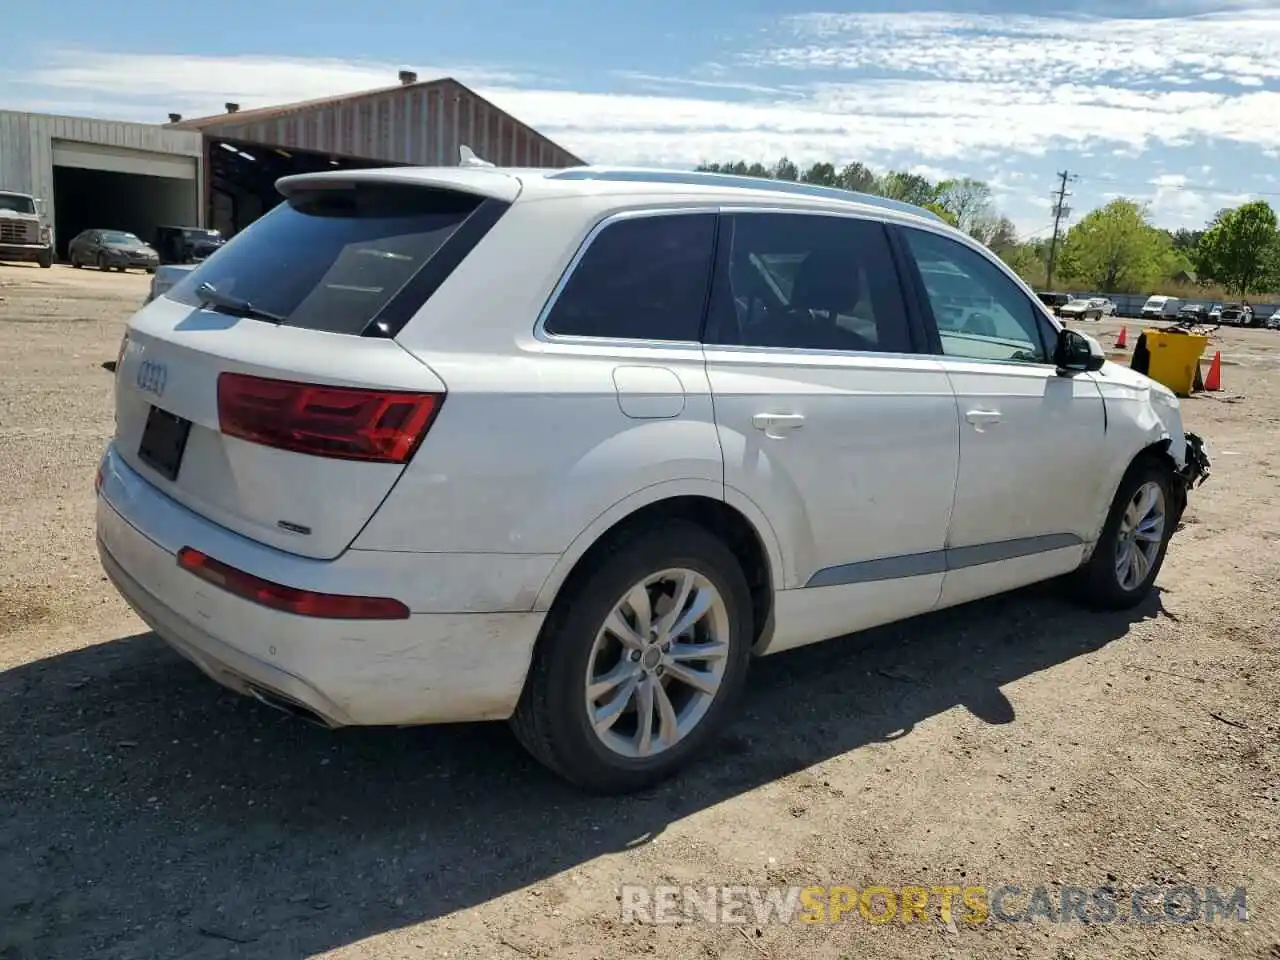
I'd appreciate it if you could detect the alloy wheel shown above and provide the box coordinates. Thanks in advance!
[1115,480,1166,591]
[584,568,731,759]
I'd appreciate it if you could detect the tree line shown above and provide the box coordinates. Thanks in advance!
[695,158,1280,299]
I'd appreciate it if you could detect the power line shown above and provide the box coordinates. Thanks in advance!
[1045,170,1078,291]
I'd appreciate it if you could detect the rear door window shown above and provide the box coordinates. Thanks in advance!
[541,212,717,342]
[704,212,914,354]
[165,184,486,335]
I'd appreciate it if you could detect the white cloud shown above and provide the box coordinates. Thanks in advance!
[4,9,1280,232]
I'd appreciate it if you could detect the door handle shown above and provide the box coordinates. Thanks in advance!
[752,413,805,439]
[964,408,1002,431]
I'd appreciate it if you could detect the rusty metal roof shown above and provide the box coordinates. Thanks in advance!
[168,75,584,165]
[167,76,458,130]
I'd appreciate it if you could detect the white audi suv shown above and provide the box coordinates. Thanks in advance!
[97,165,1210,792]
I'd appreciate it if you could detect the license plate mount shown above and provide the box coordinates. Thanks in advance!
[137,406,192,482]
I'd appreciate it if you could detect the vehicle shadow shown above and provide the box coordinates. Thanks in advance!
[0,582,1168,959]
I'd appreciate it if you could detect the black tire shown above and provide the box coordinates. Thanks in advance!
[115,266,127,273]
[37,247,53,269]
[511,520,753,794]
[71,255,82,269]
[1069,457,1175,610]
[145,267,156,275]
[97,254,109,272]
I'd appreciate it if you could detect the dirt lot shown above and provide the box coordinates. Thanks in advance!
[1,263,1278,960]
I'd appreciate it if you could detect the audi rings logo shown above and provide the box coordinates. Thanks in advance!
[136,359,168,398]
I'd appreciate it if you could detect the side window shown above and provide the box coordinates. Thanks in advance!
[706,213,913,354]
[542,212,716,341]
[902,228,1050,364]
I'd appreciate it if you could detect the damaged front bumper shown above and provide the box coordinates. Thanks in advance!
[1170,431,1210,528]
[1180,432,1211,489]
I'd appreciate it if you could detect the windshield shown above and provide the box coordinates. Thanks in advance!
[0,194,36,215]
[102,231,142,247]
[183,229,221,240]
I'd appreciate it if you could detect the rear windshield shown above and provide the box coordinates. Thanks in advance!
[165,183,482,335]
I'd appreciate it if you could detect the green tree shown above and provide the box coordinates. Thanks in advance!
[773,157,800,182]
[1000,242,1047,288]
[879,171,937,207]
[1058,199,1169,292]
[923,202,960,227]
[801,162,838,186]
[934,178,993,235]
[1192,200,1280,295]
[837,162,879,194]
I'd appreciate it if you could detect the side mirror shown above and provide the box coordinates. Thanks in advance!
[1054,327,1105,373]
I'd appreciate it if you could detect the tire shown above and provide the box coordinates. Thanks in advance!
[511,520,753,793]
[37,247,53,269]
[145,267,156,275]
[116,266,127,273]
[1069,457,1175,610]
[71,255,82,269]
[97,254,109,272]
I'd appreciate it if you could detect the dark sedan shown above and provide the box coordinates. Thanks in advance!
[67,229,160,273]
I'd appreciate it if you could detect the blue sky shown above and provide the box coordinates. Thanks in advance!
[8,0,1280,236]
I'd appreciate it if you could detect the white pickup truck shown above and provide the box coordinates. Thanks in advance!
[0,190,55,268]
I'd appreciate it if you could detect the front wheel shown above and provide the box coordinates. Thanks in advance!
[37,247,53,269]
[511,520,753,793]
[1069,459,1174,609]
[97,254,109,272]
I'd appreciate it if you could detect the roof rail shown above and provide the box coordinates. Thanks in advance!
[547,167,945,223]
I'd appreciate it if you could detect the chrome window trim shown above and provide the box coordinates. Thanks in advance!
[532,205,722,347]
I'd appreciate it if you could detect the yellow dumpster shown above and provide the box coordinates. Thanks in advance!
[1131,329,1209,396]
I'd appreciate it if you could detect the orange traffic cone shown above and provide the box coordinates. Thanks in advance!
[1116,326,1128,349]
[1204,351,1222,391]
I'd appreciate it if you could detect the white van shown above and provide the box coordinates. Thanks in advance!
[1141,295,1182,320]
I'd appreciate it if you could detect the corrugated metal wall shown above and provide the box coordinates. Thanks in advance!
[0,111,205,232]
[199,80,581,168]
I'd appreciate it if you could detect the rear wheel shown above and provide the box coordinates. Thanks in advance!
[511,520,752,793]
[1070,458,1174,609]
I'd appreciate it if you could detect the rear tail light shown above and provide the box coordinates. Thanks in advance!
[217,373,442,463]
[177,547,410,620]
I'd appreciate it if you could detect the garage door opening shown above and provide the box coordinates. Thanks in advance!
[51,141,199,261]
[209,139,392,239]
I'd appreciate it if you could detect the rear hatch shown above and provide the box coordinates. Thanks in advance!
[112,174,514,560]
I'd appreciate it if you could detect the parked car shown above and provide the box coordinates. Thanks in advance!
[1059,297,1112,320]
[1036,291,1072,315]
[1141,295,1182,321]
[1220,302,1257,327]
[1176,303,1210,323]
[1209,304,1223,322]
[68,229,160,273]
[153,225,225,264]
[0,190,54,268]
[96,165,1210,792]
[1266,311,1280,330]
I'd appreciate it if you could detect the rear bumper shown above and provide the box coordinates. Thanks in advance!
[96,444,548,726]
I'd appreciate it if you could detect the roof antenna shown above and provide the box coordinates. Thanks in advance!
[458,145,494,168]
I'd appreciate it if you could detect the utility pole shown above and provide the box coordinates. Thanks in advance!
[1045,170,1076,290]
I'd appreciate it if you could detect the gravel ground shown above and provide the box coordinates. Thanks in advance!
[1,263,1277,960]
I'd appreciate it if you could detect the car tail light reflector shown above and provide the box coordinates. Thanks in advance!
[177,547,410,620]
[217,372,443,463]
